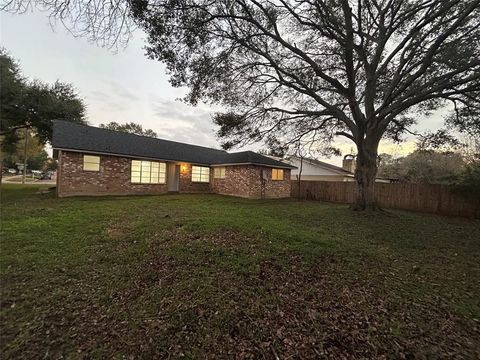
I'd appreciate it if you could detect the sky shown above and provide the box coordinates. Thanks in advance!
[1,10,220,148]
[1,9,446,166]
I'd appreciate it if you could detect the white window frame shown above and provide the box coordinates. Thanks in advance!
[192,166,210,183]
[272,168,284,181]
[131,160,166,184]
[213,167,226,179]
[83,155,100,171]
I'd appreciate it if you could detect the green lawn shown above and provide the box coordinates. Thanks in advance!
[1,184,479,359]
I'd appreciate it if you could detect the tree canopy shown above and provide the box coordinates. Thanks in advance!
[377,150,465,184]
[100,122,158,137]
[450,162,480,200]
[136,0,480,209]
[6,0,480,209]
[0,49,87,151]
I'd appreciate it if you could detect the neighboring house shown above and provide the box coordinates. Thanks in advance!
[287,155,355,181]
[286,155,395,183]
[51,121,295,198]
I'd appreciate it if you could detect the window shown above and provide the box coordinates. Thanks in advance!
[272,168,284,181]
[131,160,166,184]
[213,167,226,179]
[192,166,210,182]
[83,155,100,171]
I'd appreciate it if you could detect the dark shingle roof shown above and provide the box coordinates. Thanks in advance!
[219,151,297,168]
[52,121,295,169]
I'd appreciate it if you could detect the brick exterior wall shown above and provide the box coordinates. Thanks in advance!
[211,165,291,199]
[57,151,168,197]
[251,166,291,199]
[211,165,252,198]
[57,151,291,199]
[179,163,211,194]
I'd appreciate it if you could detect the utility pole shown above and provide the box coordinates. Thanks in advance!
[22,127,28,184]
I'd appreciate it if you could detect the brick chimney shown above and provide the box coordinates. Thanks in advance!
[342,154,356,173]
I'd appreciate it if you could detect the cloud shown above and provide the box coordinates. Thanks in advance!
[149,98,221,148]
[84,92,220,148]
[86,89,130,114]
[88,90,110,102]
[103,79,141,102]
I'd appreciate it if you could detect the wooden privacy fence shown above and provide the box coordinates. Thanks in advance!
[291,181,480,219]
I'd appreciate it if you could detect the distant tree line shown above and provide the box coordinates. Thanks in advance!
[377,145,480,199]
[378,151,465,184]
[0,132,48,171]
[100,122,157,138]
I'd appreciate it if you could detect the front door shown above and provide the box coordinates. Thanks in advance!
[167,163,180,192]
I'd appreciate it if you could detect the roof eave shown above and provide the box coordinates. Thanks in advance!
[53,147,296,169]
[294,156,352,175]
[53,147,212,166]
[211,162,296,169]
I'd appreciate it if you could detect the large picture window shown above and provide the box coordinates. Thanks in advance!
[213,167,226,179]
[131,160,166,184]
[83,155,100,171]
[192,166,210,183]
[272,168,284,181]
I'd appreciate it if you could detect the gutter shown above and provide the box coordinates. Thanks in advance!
[53,147,296,169]
[211,162,296,169]
[52,147,211,166]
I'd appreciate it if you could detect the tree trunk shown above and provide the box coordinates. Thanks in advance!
[352,142,379,211]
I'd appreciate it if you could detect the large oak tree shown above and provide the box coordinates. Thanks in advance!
[6,0,480,209]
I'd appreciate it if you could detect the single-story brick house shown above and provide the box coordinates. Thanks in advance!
[52,121,295,198]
